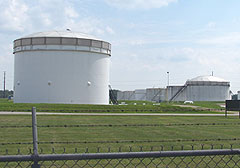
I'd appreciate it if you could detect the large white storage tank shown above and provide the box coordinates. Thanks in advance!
[13,31,111,104]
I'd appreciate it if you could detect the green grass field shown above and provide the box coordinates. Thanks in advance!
[0,114,239,155]
[174,101,225,110]
[0,99,237,156]
[0,99,224,114]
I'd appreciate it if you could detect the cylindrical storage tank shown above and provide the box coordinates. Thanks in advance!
[134,89,146,101]
[186,76,230,101]
[13,31,111,104]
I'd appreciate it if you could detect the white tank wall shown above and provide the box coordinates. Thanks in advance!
[186,85,230,101]
[14,50,109,104]
[117,91,135,100]
[117,89,147,101]
[238,91,240,100]
[168,84,230,101]
[168,86,186,101]
[146,88,167,102]
[134,89,146,101]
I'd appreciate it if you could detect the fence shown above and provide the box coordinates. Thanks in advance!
[0,149,240,167]
[0,107,240,167]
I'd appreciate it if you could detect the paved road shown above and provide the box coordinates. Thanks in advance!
[0,111,238,116]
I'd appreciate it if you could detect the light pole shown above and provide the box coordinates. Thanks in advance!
[167,72,169,87]
[3,71,6,98]
[166,72,169,102]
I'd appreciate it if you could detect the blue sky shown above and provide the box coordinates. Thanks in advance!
[1,0,240,93]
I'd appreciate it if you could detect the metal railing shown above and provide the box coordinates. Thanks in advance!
[0,149,240,167]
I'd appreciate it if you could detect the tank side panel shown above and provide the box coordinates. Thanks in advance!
[14,50,109,104]
[186,84,230,101]
[134,89,146,101]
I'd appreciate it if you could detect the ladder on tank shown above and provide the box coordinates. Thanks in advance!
[169,84,188,102]
[151,88,162,102]
[109,85,118,105]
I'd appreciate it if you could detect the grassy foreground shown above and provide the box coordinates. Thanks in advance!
[0,115,239,154]
[0,99,224,114]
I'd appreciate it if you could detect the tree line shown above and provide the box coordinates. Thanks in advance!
[0,90,14,98]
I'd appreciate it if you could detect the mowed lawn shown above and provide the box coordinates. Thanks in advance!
[0,99,225,114]
[0,115,239,154]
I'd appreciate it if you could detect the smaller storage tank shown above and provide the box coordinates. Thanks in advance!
[117,91,135,100]
[169,75,230,101]
[134,89,146,101]
[146,88,167,102]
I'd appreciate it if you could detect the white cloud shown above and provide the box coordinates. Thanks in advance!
[64,6,79,18]
[129,39,145,46]
[0,0,115,36]
[60,17,107,36]
[105,0,177,10]
[206,22,216,29]
[39,13,52,26]
[197,32,240,45]
[106,26,115,35]
[0,0,29,32]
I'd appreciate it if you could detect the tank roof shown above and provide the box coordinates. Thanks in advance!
[189,75,228,82]
[13,30,111,55]
[22,30,102,41]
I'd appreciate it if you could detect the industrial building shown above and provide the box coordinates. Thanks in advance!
[13,30,111,104]
[117,75,230,102]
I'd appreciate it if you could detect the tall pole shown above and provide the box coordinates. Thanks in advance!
[167,72,169,87]
[167,72,169,102]
[3,71,6,98]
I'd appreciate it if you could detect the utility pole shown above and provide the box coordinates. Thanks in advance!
[3,71,6,98]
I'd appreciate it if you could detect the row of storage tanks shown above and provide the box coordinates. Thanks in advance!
[13,30,231,104]
[117,76,231,102]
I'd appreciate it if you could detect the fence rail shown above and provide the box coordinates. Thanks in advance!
[0,149,240,167]
[1,149,240,162]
